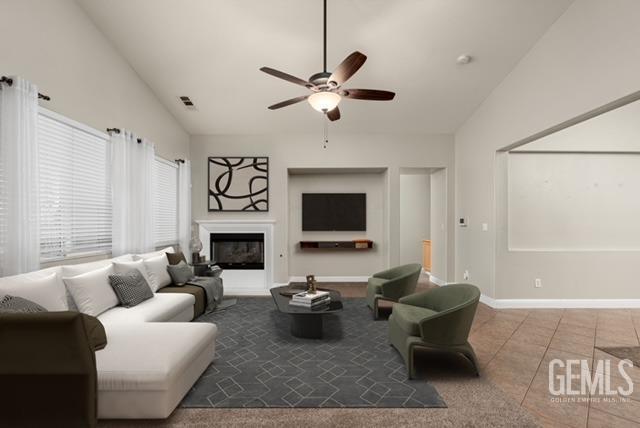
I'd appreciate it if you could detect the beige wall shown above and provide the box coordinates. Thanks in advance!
[0,0,188,159]
[190,133,455,283]
[399,171,430,266]
[455,0,640,299]
[288,172,386,277]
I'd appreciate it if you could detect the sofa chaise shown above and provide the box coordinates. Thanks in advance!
[0,248,218,421]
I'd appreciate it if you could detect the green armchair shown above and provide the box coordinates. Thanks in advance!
[388,283,481,378]
[366,263,422,319]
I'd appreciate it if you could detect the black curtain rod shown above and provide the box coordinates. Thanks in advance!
[1,76,50,101]
[106,127,142,143]
[175,159,185,164]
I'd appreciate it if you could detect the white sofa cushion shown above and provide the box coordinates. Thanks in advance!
[113,259,152,286]
[61,254,133,278]
[96,322,217,419]
[134,246,175,261]
[97,293,195,325]
[143,254,172,291]
[0,271,67,311]
[63,265,119,316]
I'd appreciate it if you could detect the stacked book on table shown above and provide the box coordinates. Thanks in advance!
[289,290,331,309]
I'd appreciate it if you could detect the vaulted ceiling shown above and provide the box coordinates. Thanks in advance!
[76,0,573,135]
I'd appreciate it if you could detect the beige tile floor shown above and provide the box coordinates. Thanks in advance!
[332,281,640,427]
[469,304,640,427]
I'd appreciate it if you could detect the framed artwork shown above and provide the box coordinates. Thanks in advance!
[208,157,269,212]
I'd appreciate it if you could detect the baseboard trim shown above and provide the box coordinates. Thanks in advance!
[427,274,447,286]
[288,276,368,283]
[480,295,640,309]
[227,289,270,296]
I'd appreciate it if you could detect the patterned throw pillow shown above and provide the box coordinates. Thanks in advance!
[108,269,154,308]
[0,295,47,313]
[167,261,195,286]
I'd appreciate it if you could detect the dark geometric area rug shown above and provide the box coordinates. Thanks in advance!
[181,297,446,408]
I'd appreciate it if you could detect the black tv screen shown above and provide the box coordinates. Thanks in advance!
[302,193,366,231]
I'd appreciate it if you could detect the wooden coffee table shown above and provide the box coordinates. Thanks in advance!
[269,285,343,339]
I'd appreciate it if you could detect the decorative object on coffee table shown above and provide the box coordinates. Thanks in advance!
[305,274,316,294]
[270,285,342,339]
[208,157,269,212]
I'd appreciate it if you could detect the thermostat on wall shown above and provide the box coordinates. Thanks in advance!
[459,217,468,227]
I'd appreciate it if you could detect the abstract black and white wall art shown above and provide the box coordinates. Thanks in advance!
[208,157,269,212]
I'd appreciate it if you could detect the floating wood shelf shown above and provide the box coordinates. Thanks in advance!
[299,240,374,250]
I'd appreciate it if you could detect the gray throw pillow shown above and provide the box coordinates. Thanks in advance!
[167,261,195,286]
[0,295,47,313]
[108,269,154,308]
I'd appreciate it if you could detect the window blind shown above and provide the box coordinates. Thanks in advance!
[38,111,111,261]
[154,157,178,246]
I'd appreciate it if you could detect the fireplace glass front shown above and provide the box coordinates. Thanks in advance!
[210,233,264,270]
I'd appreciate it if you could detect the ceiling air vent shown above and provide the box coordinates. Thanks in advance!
[179,96,197,110]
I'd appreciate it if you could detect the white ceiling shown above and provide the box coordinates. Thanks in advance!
[76,0,573,135]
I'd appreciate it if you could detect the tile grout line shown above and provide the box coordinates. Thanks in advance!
[588,310,640,425]
[518,309,564,408]
[480,310,530,372]
[585,311,601,428]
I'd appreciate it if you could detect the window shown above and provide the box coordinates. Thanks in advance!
[38,109,112,261]
[153,157,178,246]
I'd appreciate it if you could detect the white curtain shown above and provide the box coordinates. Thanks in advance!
[110,130,155,256]
[177,160,192,261]
[0,76,40,276]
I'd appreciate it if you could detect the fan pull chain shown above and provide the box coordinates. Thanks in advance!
[323,114,329,149]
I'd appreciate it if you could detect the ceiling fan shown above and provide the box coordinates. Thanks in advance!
[260,0,395,122]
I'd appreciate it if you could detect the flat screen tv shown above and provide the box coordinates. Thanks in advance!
[302,193,366,231]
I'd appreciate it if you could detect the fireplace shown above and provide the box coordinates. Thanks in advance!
[210,233,264,270]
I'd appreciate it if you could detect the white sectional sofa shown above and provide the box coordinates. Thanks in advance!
[0,250,218,419]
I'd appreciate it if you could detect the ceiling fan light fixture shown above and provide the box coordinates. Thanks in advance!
[308,91,341,112]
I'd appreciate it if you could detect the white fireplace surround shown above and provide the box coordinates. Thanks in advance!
[196,220,274,295]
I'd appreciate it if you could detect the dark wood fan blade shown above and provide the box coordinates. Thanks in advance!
[327,107,340,121]
[260,67,314,89]
[328,51,367,86]
[341,89,395,101]
[267,95,309,110]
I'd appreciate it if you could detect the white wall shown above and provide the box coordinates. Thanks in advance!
[0,0,188,159]
[507,152,640,251]
[513,97,640,152]
[455,0,640,300]
[289,172,386,277]
[430,168,447,281]
[190,132,455,283]
[399,171,430,266]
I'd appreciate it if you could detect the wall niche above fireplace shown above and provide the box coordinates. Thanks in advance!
[211,233,264,270]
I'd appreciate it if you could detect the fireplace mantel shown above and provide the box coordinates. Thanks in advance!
[195,219,276,225]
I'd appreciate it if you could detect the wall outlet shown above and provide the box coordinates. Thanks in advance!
[482,223,488,232]
[535,278,542,288]
[463,270,470,281]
